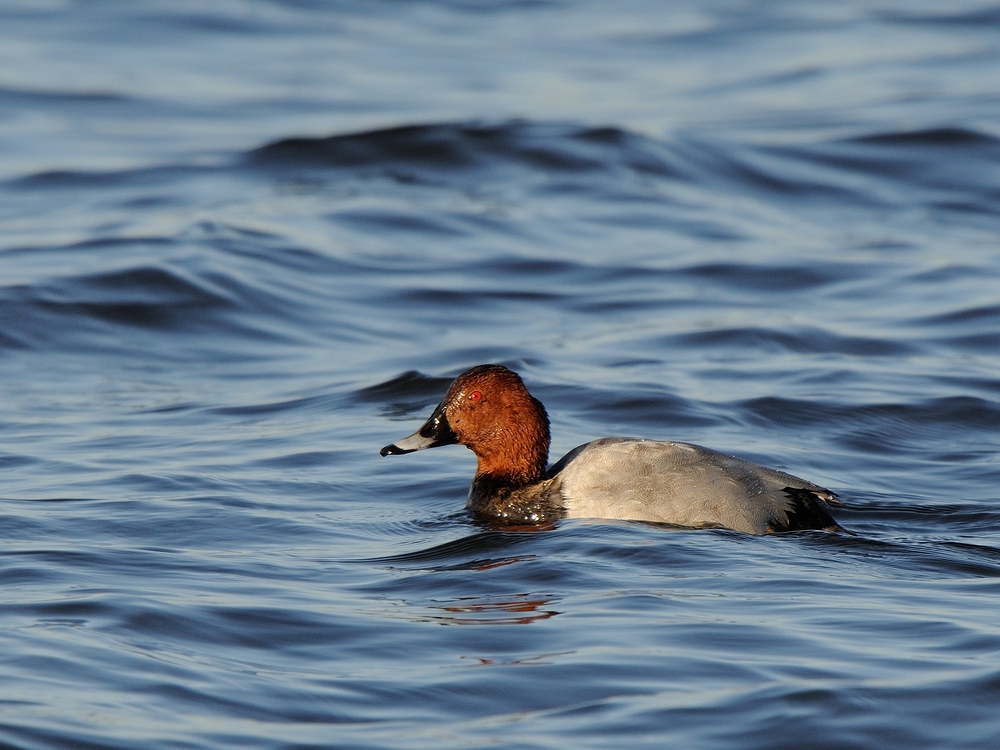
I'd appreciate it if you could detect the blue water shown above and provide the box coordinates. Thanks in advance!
[2,2,1000,748]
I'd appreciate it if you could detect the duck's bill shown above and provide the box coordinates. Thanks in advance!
[380,402,458,456]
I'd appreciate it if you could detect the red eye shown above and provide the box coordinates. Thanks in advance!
[468,390,482,402]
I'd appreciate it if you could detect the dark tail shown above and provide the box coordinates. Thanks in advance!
[769,487,842,532]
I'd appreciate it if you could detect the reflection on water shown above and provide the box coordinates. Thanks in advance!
[386,593,561,627]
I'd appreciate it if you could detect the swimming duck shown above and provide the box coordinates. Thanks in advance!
[380,364,841,534]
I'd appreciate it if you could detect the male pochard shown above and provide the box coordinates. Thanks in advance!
[380,365,841,534]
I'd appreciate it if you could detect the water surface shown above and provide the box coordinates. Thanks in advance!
[1,2,1000,748]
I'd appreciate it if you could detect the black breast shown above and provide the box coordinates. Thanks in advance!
[467,476,566,527]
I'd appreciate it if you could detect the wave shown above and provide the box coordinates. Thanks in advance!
[9,117,996,221]
[5,117,1000,377]
[850,126,1000,148]
[248,121,680,177]
[244,119,1000,224]
[0,258,288,355]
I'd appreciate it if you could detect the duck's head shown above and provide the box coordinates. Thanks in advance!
[380,364,550,484]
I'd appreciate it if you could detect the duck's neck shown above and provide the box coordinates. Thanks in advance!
[470,394,550,488]
[466,406,558,525]
[473,452,547,487]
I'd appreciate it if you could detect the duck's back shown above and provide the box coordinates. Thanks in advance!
[549,438,838,534]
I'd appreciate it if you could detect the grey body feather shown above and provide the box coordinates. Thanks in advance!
[548,438,837,534]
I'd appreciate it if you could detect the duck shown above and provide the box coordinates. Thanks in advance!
[380,364,841,534]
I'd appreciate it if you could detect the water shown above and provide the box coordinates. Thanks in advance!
[2,1,1000,748]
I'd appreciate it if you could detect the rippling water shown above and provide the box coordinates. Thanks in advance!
[2,2,1000,748]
